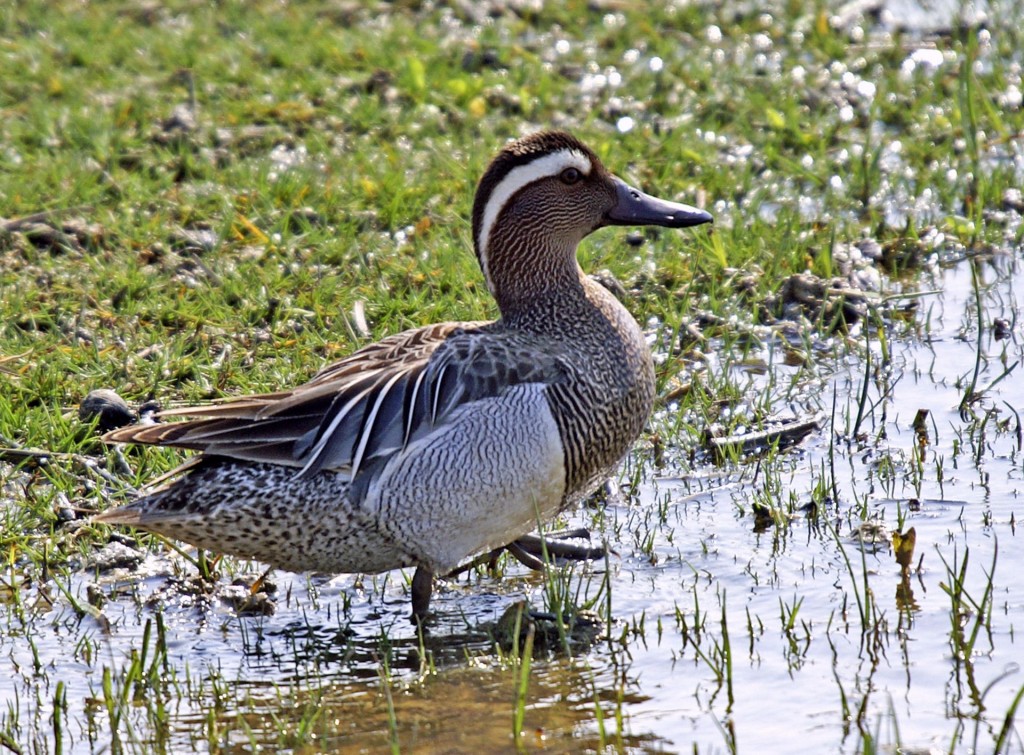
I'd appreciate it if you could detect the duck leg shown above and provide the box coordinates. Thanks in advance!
[509,530,607,567]
[411,565,433,622]
[439,530,608,588]
[505,540,548,571]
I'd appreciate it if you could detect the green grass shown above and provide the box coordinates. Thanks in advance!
[1,2,1015,446]
[2,0,1024,752]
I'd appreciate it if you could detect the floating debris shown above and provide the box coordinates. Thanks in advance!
[706,416,820,459]
[850,520,890,551]
[893,527,917,571]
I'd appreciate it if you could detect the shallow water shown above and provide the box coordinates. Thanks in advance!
[1,251,1021,753]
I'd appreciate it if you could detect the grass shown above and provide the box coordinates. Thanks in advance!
[1,0,1024,752]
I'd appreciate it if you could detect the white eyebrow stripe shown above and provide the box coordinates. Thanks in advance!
[477,148,592,289]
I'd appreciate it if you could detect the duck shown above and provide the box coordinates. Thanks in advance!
[96,130,712,620]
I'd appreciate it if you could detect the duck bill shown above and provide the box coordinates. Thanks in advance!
[605,177,713,228]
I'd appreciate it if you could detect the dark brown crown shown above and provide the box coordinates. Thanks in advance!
[471,131,601,255]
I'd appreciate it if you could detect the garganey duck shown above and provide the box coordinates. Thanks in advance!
[97,131,712,620]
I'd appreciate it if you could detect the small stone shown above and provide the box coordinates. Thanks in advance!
[590,270,628,300]
[625,231,645,247]
[88,541,145,572]
[153,103,198,145]
[1003,188,1024,213]
[138,400,162,423]
[493,599,603,653]
[881,237,925,270]
[86,583,106,608]
[855,238,883,261]
[79,389,136,432]
[362,69,393,95]
[61,218,105,248]
[170,227,219,254]
[462,48,503,72]
[218,583,276,616]
[21,222,77,254]
[281,206,324,232]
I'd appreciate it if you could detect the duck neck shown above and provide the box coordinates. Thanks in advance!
[486,245,592,330]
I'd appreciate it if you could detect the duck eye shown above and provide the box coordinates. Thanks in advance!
[560,167,582,184]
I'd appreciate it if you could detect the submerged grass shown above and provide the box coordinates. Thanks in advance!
[1,0,1023,752]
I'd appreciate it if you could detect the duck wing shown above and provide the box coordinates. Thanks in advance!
[103,321,568,482]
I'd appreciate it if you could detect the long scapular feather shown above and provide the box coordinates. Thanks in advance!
[402,367,430,447]
[294,373,387,477]
[350,369,409,476]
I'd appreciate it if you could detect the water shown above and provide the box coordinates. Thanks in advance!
[1,251,1020,753]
